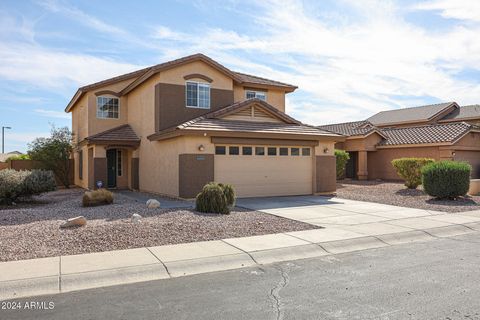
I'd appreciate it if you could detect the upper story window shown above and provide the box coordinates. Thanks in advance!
[97,96,119,119]
[186,81,210,109]
[246,90,267,101]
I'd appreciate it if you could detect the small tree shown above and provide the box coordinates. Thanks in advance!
[335,150,350,180]
[28,126,73,188]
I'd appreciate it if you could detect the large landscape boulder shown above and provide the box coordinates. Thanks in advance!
[146,199,160,208]
[60,216,87,228]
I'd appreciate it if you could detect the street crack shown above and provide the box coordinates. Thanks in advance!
[269,266,290,320]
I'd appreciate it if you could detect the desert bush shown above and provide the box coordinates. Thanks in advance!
[218,183,236,207]
[195,182,231,214]
[82,189,114,207]
[422,161,471,199]
[0,169,56,204]
[392,158,435,189]
[335,150,350,179]
[23,170,56,195]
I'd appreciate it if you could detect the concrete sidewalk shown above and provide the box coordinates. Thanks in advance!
[1,197,480,300]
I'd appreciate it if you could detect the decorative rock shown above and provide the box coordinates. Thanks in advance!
[131,213,142,223]
[61,216,87,228]
[146,199,160,209]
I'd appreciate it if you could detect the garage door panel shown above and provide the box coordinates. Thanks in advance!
[215,155,313,197]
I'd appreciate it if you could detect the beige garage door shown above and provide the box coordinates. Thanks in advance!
[214,145,313,197]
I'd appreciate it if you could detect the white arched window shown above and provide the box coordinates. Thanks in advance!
[97,96,119,119]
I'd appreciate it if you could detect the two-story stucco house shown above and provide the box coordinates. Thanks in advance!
[66,54,343,198]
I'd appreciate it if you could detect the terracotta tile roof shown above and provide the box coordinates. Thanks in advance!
[441,104,480,121]
[367,102,456,125]
[233,72,297,89]
[180,118,334,136]
[378,122,474,146]
[148,99,342,140]
[85,124,140,144]
[317,120,378,136]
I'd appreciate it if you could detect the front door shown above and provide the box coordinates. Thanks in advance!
[106,149,117,188]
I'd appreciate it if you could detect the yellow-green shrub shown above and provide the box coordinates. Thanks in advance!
[392,158,434,189]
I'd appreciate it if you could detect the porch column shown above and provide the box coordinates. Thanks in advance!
[357,150,368,180]
[93,146,107,189]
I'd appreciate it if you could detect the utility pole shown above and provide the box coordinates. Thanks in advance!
[2,126,11,154]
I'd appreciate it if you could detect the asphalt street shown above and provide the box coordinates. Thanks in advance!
[2,232,480,320]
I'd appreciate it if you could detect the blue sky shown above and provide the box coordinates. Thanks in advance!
[1,0,480,152]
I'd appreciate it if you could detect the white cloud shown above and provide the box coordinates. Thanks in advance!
[0,42,142,91]
[148,0,480,124]
[414,0,480,22]
[34,109,70,119]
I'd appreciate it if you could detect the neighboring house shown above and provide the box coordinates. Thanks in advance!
[319,102,480,180]
[66,54,343,198]
[0,151,24,162]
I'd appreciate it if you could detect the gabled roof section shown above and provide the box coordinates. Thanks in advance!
[65,53,298,113]
[367,102,458,126]
[318,120,378,137]
[84,124,140,146]
[378,122,476,147]
[206,99,301,124]
[147,99,342,141]
[440,104,480,122]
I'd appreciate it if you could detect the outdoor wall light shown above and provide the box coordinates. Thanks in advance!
[198,144,205,151]
[452,151,456,157]
[323,147,329,154]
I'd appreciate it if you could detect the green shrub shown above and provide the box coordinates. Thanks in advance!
[392,158,435,189]
[218,183,236,207]
[6,154,30,161]
[82,189,114,207]
[422,161,471,199]
[195,182,231,214]
[335,150,350,180]
[0,169,56,204]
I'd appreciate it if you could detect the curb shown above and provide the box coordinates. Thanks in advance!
[0,225,478,300]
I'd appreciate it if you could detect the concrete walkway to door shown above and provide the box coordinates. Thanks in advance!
[236,195,480,240]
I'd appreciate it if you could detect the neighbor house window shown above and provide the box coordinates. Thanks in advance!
[229,146,240,155]
[255,147,265,155]
[242,146,252,155]
[268,147,277,156]
[246,90,267,101]
[302,148,311,156]
[215,146,226,155]
[117,150,122,176]
[78,150,83,180]
[291,148,300,156]
[97,96,119,119]
[186,81,210,109]
[279,147,288,156]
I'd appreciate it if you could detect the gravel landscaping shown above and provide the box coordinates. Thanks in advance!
[336,180,480,213]
[0,188,318,262]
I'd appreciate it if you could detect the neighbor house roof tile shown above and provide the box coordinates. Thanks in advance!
[367,102,456,126]
[378,122,474,146]
[440,104,480,121]
[317,120,378,136]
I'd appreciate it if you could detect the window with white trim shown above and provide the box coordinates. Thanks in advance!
[186,81,210,109]
[97,96,119,119]
[246,90,267,101]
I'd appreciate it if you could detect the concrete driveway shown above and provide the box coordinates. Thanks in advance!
[237,195,480,237]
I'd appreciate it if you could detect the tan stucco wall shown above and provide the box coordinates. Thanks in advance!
[367,147,441,180]
[73,145,89,189]
[72,95,88,143]
[344,133,383,151]
[160,61,233,90]
[233,85,286,112]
